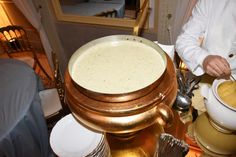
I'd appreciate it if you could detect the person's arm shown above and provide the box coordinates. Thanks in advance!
[176,0,231,77]
[175,0,210,76]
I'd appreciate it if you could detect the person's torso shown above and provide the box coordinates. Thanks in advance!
[203,0,236,59]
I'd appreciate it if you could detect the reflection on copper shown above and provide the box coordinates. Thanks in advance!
[179,60,188,71]
[106,123,164,157]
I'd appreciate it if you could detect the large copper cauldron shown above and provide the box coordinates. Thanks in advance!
[65,35,177,134]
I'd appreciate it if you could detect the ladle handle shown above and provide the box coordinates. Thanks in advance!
[156,103,174,128]
[230,74,236,81]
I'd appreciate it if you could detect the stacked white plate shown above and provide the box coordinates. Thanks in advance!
[50,114,110,157]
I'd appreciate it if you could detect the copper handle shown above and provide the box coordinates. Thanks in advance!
[156,103,174,128]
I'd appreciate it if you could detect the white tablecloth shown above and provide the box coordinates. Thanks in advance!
[154,41,175,61]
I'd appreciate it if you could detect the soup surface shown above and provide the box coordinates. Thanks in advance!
[217,80,236,109]
[71,40,166,94]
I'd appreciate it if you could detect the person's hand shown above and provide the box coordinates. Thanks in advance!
[202,55,231,78]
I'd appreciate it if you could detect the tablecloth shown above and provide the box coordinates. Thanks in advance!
[0,59,53,157]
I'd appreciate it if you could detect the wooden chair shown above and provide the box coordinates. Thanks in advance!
[39,52,70,128]
[0,25,51,80]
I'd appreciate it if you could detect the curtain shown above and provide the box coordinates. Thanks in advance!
[12,0,53,69]
[170,0,198,44]
[0,5,12,27]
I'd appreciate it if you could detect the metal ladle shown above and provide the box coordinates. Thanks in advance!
[174,91,192,112]
[230,74,236,81]
[176,70,187,94]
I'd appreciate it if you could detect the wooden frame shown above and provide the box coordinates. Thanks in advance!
[51,0,152,35]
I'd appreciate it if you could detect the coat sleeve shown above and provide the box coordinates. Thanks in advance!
[175,0,211,76]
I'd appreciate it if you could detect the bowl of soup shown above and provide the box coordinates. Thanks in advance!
[216,80,236,110]
[65,35,178,133]
[201,77,236,133]
[68,35,167,102]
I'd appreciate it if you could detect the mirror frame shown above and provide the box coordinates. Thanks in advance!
[51,0,151,29]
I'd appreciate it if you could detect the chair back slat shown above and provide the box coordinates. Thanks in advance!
[0,25,52,80]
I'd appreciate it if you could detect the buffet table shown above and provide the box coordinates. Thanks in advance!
[0,59,53,157]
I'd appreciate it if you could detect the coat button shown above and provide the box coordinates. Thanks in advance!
[228,54,234,58]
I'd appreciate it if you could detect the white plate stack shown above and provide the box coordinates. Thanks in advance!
[50,114,110,157]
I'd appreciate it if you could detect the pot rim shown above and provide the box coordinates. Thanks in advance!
[212,78,236,112]
[67,35,167,102]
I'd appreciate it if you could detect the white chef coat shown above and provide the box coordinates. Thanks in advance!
[175,0,236,76]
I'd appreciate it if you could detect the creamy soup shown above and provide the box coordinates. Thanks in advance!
[71,40,166,94]
[217,81,236,109]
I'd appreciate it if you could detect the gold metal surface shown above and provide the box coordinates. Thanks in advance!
[193,113,236,156]
[107,123,164,157]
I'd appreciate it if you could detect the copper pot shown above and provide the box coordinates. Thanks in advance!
[65,35,177,134]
